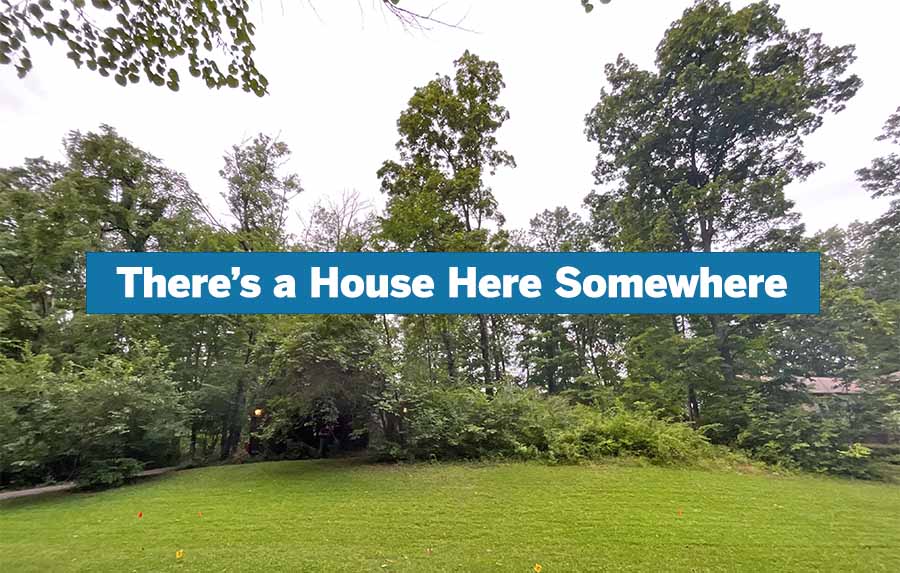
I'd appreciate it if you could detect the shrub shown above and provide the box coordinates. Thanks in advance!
[375,385,716,466]
[736,400,874,478]
[0,342,186,488]
[548,408,715,464]
[76,458,144,489]
[383,385,575,461]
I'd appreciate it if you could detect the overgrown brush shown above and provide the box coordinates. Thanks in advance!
[376,385,720,466]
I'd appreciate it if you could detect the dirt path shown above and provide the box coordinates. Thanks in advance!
[0,467,176,501]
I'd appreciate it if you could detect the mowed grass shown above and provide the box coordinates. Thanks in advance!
[2,460,899,572]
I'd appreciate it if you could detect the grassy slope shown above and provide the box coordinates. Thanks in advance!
[1,460,899,572]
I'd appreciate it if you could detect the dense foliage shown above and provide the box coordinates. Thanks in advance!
[1,1,603,93]
[1,0,897,489]
[1,0,267,94]
[374,385,726,466]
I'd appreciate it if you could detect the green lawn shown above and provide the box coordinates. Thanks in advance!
[1,460,899,572]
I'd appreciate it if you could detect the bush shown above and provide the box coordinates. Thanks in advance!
[0,342,187,488]
[548,408,715,464]
[375,385,717,466]
[736,399,874,478]
[378,385,575,461]
[76,458,144,489]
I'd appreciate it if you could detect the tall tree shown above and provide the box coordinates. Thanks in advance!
[0,158,86,326]
[379,50,515,390]
[586,0,860,253]
[525,207,591,253]
[854,106,900,374]
[584,0,861,421]
[518,208,589,394]
[218,134,301,252]
[379,50,514,251]
[855,106,900,303]
[0,126,204,361]
[203,134,302,458]
[65,125,196,253]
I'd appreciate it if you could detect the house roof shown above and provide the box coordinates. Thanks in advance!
[802,371,900,394]
[802,376,863,395]
[744,372,900,395]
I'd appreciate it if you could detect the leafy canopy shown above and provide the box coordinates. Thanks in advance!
[1,0,267,94]
[1,1,605,95]
[378,50,515,251]
[857,107,900,198]
[585,0,860,252]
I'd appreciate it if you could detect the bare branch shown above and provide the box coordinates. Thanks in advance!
[379,0,475,33]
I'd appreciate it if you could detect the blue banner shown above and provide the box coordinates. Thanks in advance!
[85,252,820,315]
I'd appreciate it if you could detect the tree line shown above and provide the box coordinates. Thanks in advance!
[1,0,898,488]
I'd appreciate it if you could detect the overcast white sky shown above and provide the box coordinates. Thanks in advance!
[1,0,897,237]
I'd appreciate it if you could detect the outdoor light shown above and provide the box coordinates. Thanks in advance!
[253,408,264,417]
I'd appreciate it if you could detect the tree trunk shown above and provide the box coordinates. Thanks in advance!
[672,314,701,423]
[478,314,494,393]
[218,415,229,460]
[489,315,504,381]
[710,315,736,379]
[419,315,436,382]
[221,330,255,459]
[189,422,198,458]
[439,319,457,381]
[381,314,392,347]
[547,339,560,394]
[700,227,737,397]
[224,378,247,458]
[687,383,700,424]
